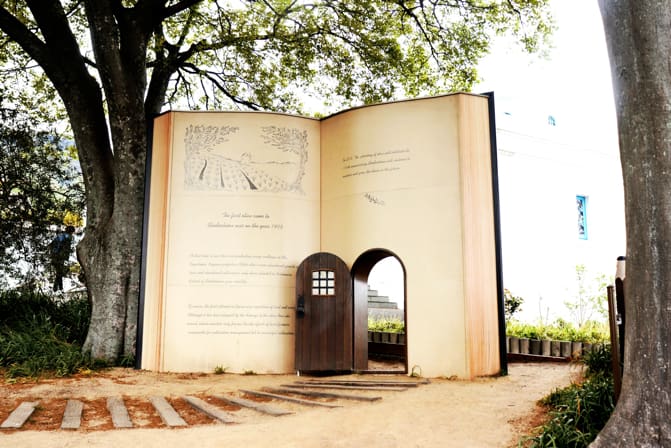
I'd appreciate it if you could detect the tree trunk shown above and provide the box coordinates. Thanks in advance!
[593,1,671,446]
[75,106,147,362]
[78,206,143,361]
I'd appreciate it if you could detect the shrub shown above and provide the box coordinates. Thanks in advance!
[525,346,615,447]
[582,343,613,377]
[504,288,524,321]
[506,320,608,344]
[0,289,90,344]
[367,317,405,333]
[0,289,92,378]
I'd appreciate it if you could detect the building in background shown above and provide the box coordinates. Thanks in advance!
[494,105,625,323]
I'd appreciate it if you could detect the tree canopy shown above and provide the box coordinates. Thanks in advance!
[0,0,552,361]
[0,1,552,116]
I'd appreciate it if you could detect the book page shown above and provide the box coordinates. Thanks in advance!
[144,111,320,373]
[320,94,498,377]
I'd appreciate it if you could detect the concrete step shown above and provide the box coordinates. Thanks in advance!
[368,301,398,309]
[368,309,404,320]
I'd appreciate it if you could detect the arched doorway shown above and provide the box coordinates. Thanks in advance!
[351,249,407,373]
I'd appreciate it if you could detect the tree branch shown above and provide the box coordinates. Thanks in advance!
[0,7,50,71]
[163,0,204,21]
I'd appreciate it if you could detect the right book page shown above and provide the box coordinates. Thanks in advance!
[319,93,499,378]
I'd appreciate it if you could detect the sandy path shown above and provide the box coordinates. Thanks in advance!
[0,362,579,448]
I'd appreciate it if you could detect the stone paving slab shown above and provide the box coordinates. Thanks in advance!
[107,397,133,428]
[240,389,341,408]
[1,401,39,429]
[183,396,237,424]
[149,396,187,427]
[60,400,83,430]
[265,387,382,402]
[215,395,292,416]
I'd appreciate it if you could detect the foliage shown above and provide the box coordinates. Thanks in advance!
[526,346,615,447]
[368,317,405,333]
[0,2,554,115]
[118,353,136,368]
[506,319,608,343]
[0,1,553,361]
[565,265,610,327]
[0,289,92,378]
[0,103,85,289]
[582,343,613,378]
[504,288,524,321]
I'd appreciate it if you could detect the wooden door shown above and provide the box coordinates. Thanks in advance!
[295,252,353,372]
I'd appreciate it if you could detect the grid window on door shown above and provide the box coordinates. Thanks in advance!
[311,270,335,296]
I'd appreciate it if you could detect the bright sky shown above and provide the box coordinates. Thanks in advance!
[475,0,618,150]
[368,1,623,310]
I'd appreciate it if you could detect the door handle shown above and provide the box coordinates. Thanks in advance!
[297,294,305,318]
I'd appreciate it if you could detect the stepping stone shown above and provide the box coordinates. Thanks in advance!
[183,396,237,423]
[265,387,382,402]
[107,397,133,428]
[1,401,39,429]
[214,395,293,416]
[149,396,187,427]
[240,389,341,408]
[61,399,83,430]
[286,383,407,392]
[297,379,426,387]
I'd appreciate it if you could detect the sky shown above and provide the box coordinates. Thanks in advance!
[475,0,619,150]
[369,1,622,309]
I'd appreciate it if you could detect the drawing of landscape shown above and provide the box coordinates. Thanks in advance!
[183,124,308,194]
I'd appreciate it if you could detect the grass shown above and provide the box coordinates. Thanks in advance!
[0,289,92,379]
[524,344,615,447]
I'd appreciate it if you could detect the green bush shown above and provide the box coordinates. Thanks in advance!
[582,343,613,377]
[504,288,524,321]
[0,289,90,344]
[526,346,615,447]
[0,289,92,378]
[368,317,405,333]
[506,319,608,344]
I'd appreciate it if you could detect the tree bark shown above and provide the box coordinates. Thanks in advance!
[75,0,152,361]
[593,1,671,446]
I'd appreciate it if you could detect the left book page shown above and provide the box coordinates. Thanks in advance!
[141,111,321,373]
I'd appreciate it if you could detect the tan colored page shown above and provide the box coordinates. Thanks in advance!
[143,111,320,373]
[320,94,498,377]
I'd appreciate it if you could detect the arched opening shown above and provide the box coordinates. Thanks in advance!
[351,249,407,373]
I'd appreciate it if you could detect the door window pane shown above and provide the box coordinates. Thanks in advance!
[311,270,335,295]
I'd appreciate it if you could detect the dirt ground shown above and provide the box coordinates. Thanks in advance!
[0,361,579,448]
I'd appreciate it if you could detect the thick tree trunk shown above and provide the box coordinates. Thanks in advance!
[593,1,671,446]
[75,109,148,361]
[78,206,143,361]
